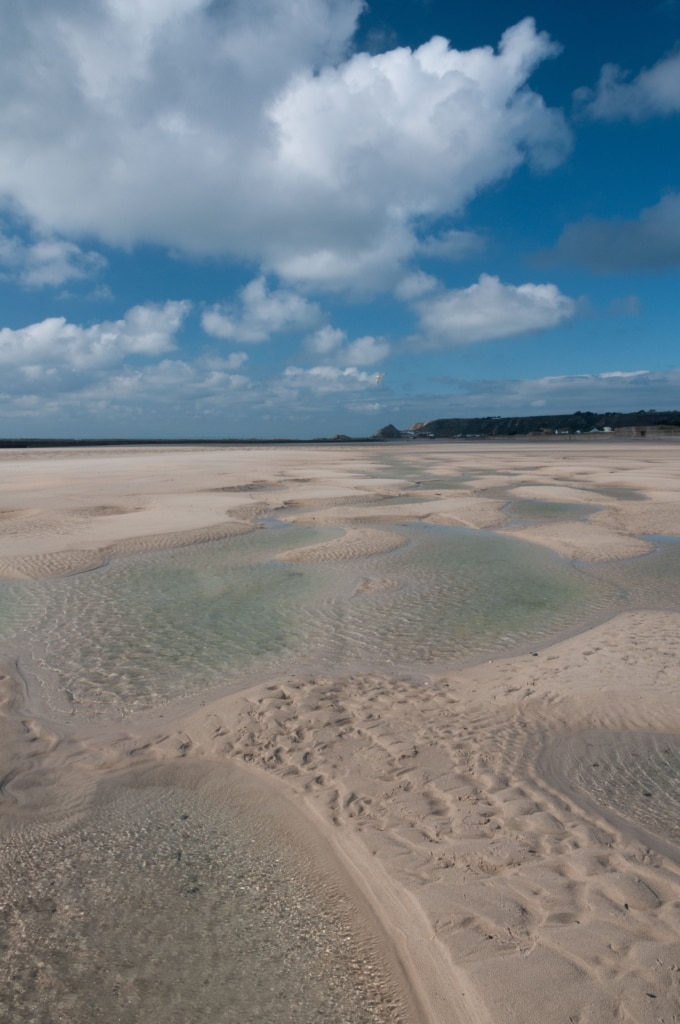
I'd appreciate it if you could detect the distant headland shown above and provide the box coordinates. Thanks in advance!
[377,408,680,440]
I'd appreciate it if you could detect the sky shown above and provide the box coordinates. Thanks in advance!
[0,0,679,439]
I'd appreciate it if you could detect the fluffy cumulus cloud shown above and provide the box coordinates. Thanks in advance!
[0,4,569,291]
[576,50,680,120]
[0,302,190,374]
[202,277,322,343]
[413,274,576,346]
[305,325,389,365]
[0,300,260,434]
[541,193,680,272]
[306,325,347,356]
[344,335,390,366]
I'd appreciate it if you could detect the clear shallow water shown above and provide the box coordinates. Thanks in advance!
[558,732,680,848]
[579,484,646,502]
[372,455,469,490]
[583,537,680,607]
[313,524,621,669]
[2,523,624,714]
[0,765,409,1024]
[3,514,680,1022]
[4,525,341,712]
[504,498,598,525]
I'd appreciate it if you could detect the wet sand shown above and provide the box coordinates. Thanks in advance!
[2,439,680,1022]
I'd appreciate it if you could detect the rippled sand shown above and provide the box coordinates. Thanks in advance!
[2,439,680,1024]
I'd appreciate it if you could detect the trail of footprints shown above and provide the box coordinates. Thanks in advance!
[5,642,680,1018]
[215,674,680,1020]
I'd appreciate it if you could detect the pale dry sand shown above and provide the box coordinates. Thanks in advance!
[2,439,680,1023]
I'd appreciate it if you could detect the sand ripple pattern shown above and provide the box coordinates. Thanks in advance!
[275,528,407,562]
[0,525,623,715]
[204,615,680,1024]
[0,522,254,579]
[545,730,680,848]
[0,762,412,1024]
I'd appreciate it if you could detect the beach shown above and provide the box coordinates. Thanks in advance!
[2,439,680,1022]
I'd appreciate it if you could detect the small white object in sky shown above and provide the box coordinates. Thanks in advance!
[375,372,385,385]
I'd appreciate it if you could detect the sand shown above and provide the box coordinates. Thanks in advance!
[2,438,680,1022]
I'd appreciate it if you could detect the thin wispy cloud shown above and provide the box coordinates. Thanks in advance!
[576,49,680,120]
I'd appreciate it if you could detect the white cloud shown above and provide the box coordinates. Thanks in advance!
[0,6,569,291]
[0,230,106,288]
[19,240,106,288]
[282,365,377,393]
[576,50,680,120]
[208,351,249,372]
[417,229,485,260]
[0,342,254,434]
[93,358,251,404]
[304,324,389,365]
[202,277,322,343]
[0,301,190,372]
[306,325,346,355]
[414,273,576,346]
[268,18,569,288]
[0,354,254,435]
[598,370,648,379]
[395,271,439,301]
[268,222,417,292]
[344,335,390,365]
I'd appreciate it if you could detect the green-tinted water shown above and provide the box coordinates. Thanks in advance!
[505,498,598,524]
[3,517,679,1022]
[312,524,620,668]
[3,523,623,714]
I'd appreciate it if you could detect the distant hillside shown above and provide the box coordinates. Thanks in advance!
[407,410,680,437]
[373,423,403,439]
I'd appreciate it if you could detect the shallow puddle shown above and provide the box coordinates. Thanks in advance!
[0,762,411,1024]
[583,537,680,607]
[504,498,598,525]
[547,731,680,850]
[1,524,624,714]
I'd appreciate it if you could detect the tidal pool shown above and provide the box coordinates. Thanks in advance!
[504,498,598,526]
[584,536,680,607]
[543,731,680,853]
[2,522,624,714]
[0,762,412,1024]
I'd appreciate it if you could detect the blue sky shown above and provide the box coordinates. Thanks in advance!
[0,0,678,438]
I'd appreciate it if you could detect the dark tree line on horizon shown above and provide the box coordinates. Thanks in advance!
[401,409,680,438]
